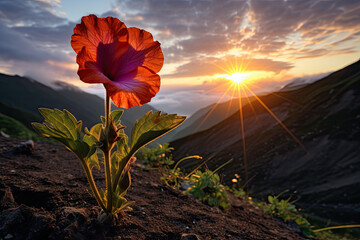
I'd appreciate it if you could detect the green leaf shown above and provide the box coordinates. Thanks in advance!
[111,151,121,182]
[116,132,130,159]
[32,122,67,139]
[86,149,101,170]
[111,111,185,196]
[32,108,91,159]
[111,110,124,126]
[82,124,106,170]
[66,139,91,159]
[111,130,130,181]
[83,124,104,146]
[111,171,132,213]
[113,199,135,215]
[118,171,131,194]
[38,108,81,140]
[100,116,105,125]
[130,111,185,155]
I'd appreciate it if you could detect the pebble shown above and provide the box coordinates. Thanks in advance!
[15,140,34,154]
[180,182,191,190]
[180,233,200,240]
[4,234,14,239]
[1,131,10,138]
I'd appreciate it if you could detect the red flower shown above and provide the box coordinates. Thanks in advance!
[71,14,164,109]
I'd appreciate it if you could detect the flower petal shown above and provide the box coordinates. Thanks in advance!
[96,41,129,80]
[105,67,160,108]
[114,27,164,76]
[76,39,130,84]
[71,14,128,61]
[76,47,111,84]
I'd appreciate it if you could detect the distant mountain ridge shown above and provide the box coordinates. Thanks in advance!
[158,96,255,143]
[0,73,156,135]
[166,72,332,144]
[171,59,360,224]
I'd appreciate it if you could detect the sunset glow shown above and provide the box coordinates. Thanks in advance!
[226,72,250,84]
[189,57,311,184]
[0,0,359,115]
[0,1,358,232]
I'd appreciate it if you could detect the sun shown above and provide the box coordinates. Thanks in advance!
[226,72,250,84]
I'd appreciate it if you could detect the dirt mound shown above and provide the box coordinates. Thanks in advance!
[0,137,306,239]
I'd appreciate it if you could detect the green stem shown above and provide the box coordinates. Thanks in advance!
[185,156,213,179]
[104,92,112,214]
[80,158,106,211]
[112,154,132,190]
[211,158,233,175]
[313,224,360,233]
[173,155,202,171]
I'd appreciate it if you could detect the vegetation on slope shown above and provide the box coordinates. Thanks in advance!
[0,113,40,139]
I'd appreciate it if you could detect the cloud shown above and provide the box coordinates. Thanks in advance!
[150,84,233,116]
[116,0,249,55]
[296,48,329,59]
[177,35,232,54]
[0,0,359,117]
[248,0,360,57]
[165,55,293,78]
[0,22,70,62]
[151,70,331,116]
[113,0,360,78]
[0,0,76,84]
[11,22,74,47]
[0,0,66,26]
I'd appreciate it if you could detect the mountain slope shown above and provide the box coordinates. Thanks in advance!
[0,102,42,129]
[171,59,360,224]
[158,96,254,143]
[0,74,156,134]
[0,136,307,240]
[0,113,40,139]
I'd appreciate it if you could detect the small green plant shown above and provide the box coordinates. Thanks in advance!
[230,173,248,199]
[258,190,314,236]
[186,169,230,210]
[33,109,184,223]
[231,186,247,199]
[137,143,174,168]
[160,155,203,188]
[185,159,233,210]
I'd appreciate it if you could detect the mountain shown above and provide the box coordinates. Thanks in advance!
[162,73,330,144]
[158,96,255,143]
[0,102,42,129]
[171,59,360,224]
[0,73,156,135]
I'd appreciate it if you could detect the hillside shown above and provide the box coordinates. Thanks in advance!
[171,59,360,224]
[0,102,42,129]
[0,136,306,240]
[158,96,255,143]
[0,74,156,134]
[0,113,40,140]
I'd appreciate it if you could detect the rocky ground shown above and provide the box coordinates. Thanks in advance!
[0,136,307,240]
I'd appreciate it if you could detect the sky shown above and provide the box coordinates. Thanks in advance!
[0,0,359,116]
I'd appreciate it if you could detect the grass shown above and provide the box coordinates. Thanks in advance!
[0,113,42,140]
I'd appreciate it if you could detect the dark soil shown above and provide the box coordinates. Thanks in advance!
[0,136,307,240]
